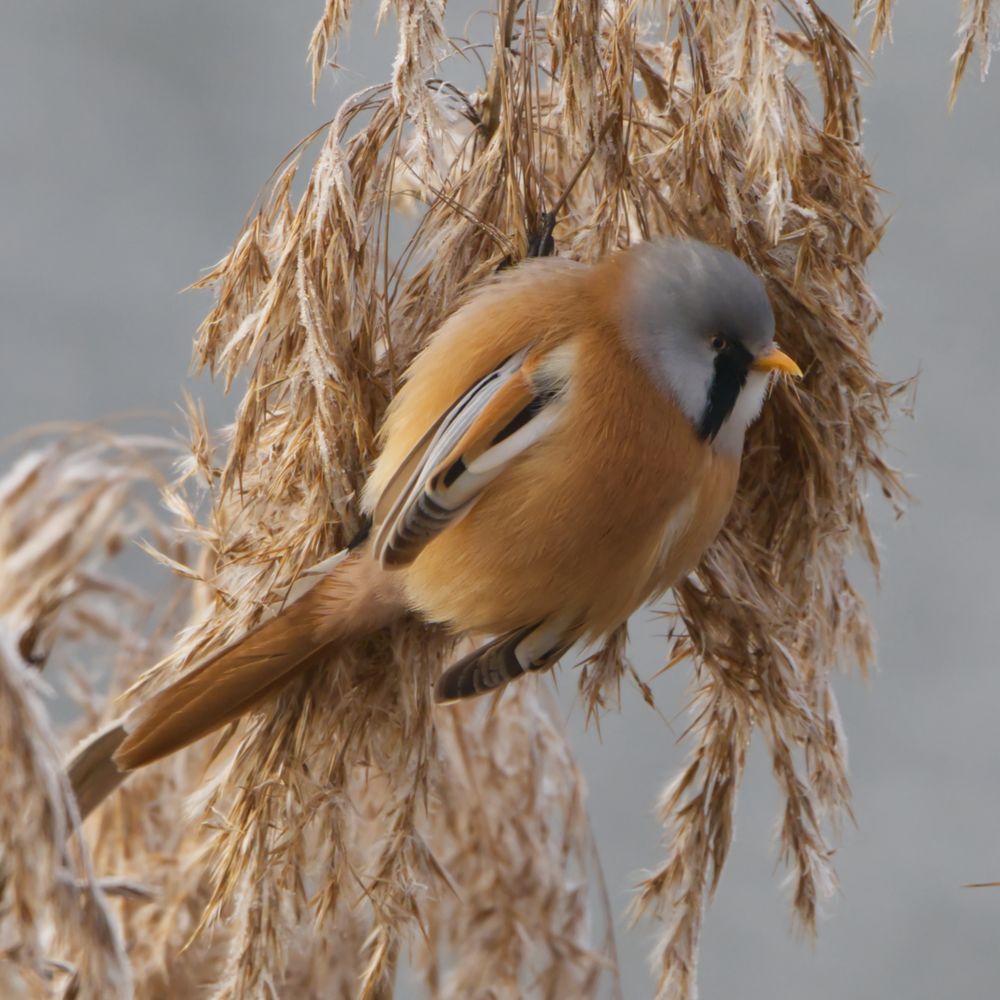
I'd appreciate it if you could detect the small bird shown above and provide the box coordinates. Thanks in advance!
[67,237,800,818]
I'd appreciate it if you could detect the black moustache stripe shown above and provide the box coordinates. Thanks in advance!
[698,341,753,442]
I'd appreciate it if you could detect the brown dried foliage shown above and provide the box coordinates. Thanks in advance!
[0,633,130,1000]
[0,431,185,999]
[950,0,996,107]
[1,2,995,997]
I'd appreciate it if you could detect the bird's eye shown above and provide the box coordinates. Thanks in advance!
[710,335,727,352]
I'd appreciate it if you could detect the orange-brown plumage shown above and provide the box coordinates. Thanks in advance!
[371,255,739,639]
[66,237,797,815]
[113,550,404,771]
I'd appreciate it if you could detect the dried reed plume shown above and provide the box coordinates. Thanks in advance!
[0,431,182,999]
[1,2,996,998]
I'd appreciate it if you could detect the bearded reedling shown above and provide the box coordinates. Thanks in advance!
[67,237,802,818]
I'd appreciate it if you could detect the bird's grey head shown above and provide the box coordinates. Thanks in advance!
[621,238,787,456]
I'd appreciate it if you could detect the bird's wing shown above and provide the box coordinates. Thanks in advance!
[372,342,574,567]
[434,618,576,702]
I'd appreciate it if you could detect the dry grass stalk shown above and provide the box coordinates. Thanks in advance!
[854,0,895,53]
[412,687,619,998]
[1,2,997,998]
[950,0,997,107]
[0,632,131,1000]
[0,431,178,670]
[0,430,186,999]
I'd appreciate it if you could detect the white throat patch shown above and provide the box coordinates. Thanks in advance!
[711,368,770,456]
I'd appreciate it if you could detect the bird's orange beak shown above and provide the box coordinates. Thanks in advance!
[751,346,803,379]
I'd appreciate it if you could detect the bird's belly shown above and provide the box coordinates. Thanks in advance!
[398,446,736,639]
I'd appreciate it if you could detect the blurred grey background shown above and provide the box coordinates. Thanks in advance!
[2,3,997,997]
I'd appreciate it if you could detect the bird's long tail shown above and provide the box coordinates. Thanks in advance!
[66,547,404,819]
